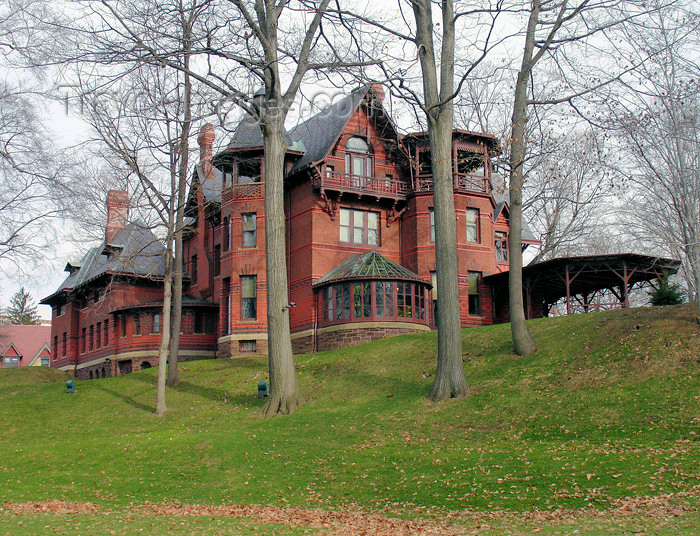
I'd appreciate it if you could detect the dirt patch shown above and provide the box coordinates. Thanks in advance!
[2,488,698,536]
[2,500,99,515]
[139,503,464,536]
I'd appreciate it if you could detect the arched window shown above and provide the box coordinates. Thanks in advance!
[345,137,372,179]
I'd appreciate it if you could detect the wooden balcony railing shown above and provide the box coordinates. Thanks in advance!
[415,173,491,194]
[315,171,409,200]
[226,181,264,200]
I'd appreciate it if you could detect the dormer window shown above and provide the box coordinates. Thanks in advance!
[345,137,372,178]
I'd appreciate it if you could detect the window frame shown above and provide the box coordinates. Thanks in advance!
[240,275,257,321]
[242,212,257,248]
[468,271,481,316]
[321,281,428,326]
[339,208,380,246]
[495,231,508,262]
[466,208,479,243]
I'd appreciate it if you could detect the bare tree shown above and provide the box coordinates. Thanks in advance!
[0,0,69,272]
[409,0,468,400]
[608,1,700,321]
[524,129,612,263]
[77,0,374,415]
[503,0,668,354]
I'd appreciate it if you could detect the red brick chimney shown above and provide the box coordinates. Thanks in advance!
[105,190,129,244]
[370,83,385,103]
[198,123,216,178]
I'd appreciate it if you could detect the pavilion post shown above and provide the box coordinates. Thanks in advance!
[565,264,572,315]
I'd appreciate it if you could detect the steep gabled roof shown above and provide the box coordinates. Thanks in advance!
[314,251,428,287]
[287,87,371,175]
[42,223,167,305]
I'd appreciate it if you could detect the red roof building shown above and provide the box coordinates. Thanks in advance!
[44,84,545,376]
[0,324,52,368]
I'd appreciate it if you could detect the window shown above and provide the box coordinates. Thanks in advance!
[240,340,257,353]
[322,281,428,325]
[353,282,372,319]
[41,356,50,367]
[466,208,479,243]
[153,313,160,333]
[429,208,435,242]
[325,284,350,321]
[345,137,372,181]
[62,332,67,357]
[96,322,101,347]
[326,165,334,178]
[241,275,257,320]
[81,328,86,353]
[120,315,127,337]
[242,213,256,247]
[191,255,198,283]
[58,304,66,317]
[468,272,481,315]
[214,245,221,276]
[89,325,94,351]
[397,282,413,318]
[53,336,58,358]
[495,231,508,262]
[223,278,231,334]
[3,357,19,367]
[134,314,141,335]
[104,320,109,345]
[375,281,394,318]
[340,208,379,246]
[222,217,231,251]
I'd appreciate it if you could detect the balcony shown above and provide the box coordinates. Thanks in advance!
[414,173,491,195]
[314,171,409,201]
[224,181,264,201]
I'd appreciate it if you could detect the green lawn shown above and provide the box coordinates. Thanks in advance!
[1,304,698,534]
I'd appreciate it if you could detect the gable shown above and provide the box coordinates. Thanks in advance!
[2,343,21,358]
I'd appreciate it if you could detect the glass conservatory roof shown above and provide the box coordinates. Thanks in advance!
[313,251,428,287]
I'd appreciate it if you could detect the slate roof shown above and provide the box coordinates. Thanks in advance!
[287,87,369,175]
[314,251,428,287]
[491,174,539,244]
[225,115,297,152]
[195,163,222,204]
[42,223,167,304]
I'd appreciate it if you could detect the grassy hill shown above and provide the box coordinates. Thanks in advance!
[0,304,698,535]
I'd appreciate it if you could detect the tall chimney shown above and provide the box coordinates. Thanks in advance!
[198,123,216,178]
[370,83,385,103]
[106,190,129,244]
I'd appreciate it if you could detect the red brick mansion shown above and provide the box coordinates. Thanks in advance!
[43,85,538,378]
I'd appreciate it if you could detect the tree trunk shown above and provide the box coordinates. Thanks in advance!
[508,3,538,356]
[167,32,192,387]
[261,119,299,416]
[429,114,468,400]
[412,0,468,400]
[156,227,173,416]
